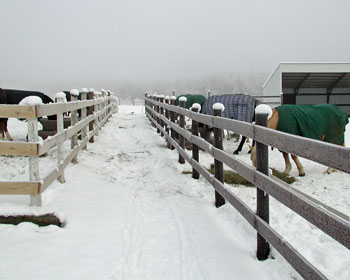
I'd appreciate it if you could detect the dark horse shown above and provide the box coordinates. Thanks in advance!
[200,94,261,154]
[0,88,54,141]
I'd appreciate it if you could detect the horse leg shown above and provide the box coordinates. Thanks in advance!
[0,120,5,140]
[291,154,305,176]
[226,130,230,140]
[282,152,292,175]
[233,136,246,155]
[325,143,345,174]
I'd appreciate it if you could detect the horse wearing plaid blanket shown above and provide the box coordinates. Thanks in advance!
[200,94,261,154]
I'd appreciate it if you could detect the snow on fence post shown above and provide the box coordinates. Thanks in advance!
[159,95,164,137]
[207,90,211,98]
[56,92,66,183]
[255,109,270,260]
[81,88,88,149]
[24,98,42,206]
[70,89,79,164]
[88,89,95,143]
[213,103,225,208]
[169,96,176,150]
[191,104,201,179]
[178,97,186,164]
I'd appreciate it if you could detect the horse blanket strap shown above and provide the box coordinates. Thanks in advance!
[175,94,206,109]
[202,94,260,122]
[276,104,349,145]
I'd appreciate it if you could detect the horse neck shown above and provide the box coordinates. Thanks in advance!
[268,109,279,129]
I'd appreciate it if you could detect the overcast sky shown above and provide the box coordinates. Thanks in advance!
[0,0,349,95]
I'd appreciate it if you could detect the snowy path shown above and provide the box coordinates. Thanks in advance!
[2,106,347,280]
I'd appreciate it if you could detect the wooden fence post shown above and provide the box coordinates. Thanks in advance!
[178,97,186,164]
[56,92,66,183]
[165,96,171,148]
[213,103,225,208]
[159,95,164,137]
[145,92,149,116]
[88,89,95,143]
[207,90,211,98]
[28,110,41,206]
[156,95,160,134]
[94,91,100,136]
[81,88,88,149]
[191,104,200,179]
[70,89,79,164]
[169,96,176,150]
[255,112,270,260]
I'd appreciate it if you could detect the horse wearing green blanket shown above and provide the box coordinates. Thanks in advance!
[250,104,349,176]
[175,94,206,109]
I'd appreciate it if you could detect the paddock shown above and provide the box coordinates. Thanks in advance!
[0,104,349,279]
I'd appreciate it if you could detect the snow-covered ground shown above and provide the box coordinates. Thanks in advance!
[0,105,349,280]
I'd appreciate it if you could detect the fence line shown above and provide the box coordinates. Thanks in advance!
[145,95,349,280]
[0,92,115,205]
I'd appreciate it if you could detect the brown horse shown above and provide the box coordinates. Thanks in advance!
[250,104,348,176]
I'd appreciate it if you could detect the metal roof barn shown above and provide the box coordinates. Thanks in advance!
[262,63,350,115]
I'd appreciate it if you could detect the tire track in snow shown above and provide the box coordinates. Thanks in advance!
[165,198,209,280]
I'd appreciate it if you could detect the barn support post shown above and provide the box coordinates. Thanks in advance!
[28,116,41,206]
[159,95,164,137]
[70,90,79,164]
[88,89,95,143]
[56,95,66,183]
[255,112,270,260]
[213,105,225,208]
[169,96,176,150]
[191,105,200,179]
[80,88,88,149]
[178,98,186,164]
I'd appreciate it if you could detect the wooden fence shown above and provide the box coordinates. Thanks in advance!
[0,90,114,206]
[145,95,350,280]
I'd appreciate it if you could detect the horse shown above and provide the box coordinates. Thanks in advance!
[0,88,13,140]
[0,89,55,141]
[250,104,349,176]
[200,94,261,154]
[175,94,206,109]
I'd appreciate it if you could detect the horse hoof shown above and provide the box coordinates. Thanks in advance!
[299,173,305,177]
[233,151,239,155]
[247,150,251,154]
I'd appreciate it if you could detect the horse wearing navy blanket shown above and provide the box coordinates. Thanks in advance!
[200,94,261,154]
[250,104,349,176]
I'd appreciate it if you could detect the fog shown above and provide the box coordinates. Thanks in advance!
[1,0,349,100]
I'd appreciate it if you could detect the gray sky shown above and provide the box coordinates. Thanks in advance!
[1,0,349,95]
